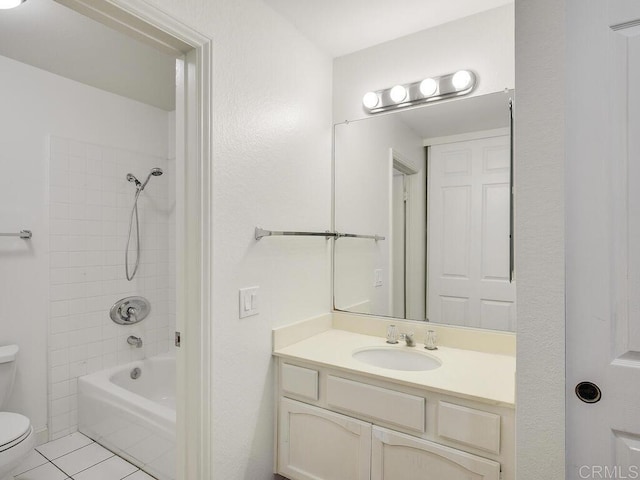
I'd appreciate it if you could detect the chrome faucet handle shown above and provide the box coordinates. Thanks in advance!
[425,330,438,350]
[127,335,143,348]
[386,325,399,344]
[125,306,138,323]
[400,332,416,347]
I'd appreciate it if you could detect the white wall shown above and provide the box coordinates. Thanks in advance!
[334,115,424,317]
[0,54,171,439]
[514,0,565,478]
[140,1,334,478]
[332,4,515,123]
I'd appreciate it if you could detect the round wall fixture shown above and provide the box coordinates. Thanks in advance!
[110,296,151,325]
[0,0,26,9]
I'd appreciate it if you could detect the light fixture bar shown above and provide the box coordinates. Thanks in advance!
[0,0,26,9]
[362,70,477,114]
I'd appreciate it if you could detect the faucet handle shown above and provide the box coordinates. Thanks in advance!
[425,330,438,350]
[386,325,399,344]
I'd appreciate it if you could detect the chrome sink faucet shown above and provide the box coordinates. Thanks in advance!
[127,335,143,348]
[386,325,416,347]
[401,332,416,347]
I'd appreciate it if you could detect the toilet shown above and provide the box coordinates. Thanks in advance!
[0,345,35,480]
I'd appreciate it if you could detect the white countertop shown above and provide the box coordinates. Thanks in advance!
[273,329,515,407]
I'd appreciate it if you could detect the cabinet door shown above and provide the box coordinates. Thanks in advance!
[371,426,500,480]
[278,398,371,480]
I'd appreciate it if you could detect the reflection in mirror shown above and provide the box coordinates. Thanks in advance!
[334,90,515,332]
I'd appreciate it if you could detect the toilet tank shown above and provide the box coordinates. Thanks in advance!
[0,345,18,408]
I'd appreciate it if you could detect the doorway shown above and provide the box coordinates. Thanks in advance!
[0,1,212,478]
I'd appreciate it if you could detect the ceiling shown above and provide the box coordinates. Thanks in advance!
[398,90,513,140]
[0,0,176,111]
[0,0,512,110]
[263,0,514,58]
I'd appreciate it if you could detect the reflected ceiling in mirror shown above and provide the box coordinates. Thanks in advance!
[333,90,516,332]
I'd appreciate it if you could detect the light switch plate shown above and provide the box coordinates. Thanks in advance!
[239,286,259,318]
[374,269,383,287]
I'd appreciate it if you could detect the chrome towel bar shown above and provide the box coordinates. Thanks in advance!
[255,227,384,242]
[0,230,32,239]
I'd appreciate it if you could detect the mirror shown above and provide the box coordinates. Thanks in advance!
[333,90,515,332]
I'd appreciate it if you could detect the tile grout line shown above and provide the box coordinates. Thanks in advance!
[35,438,95,462]
[58,451,116,478]
[50,460,72,479]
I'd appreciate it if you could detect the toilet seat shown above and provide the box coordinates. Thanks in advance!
[0,413,31,453]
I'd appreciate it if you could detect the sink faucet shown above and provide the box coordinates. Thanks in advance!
[127,335,143,348]
[400,332,416,347]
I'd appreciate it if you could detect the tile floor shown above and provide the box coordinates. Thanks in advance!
[13,432,156,480]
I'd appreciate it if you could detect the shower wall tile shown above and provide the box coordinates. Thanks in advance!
[47,136,176,440]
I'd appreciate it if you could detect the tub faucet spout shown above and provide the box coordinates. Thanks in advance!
[127,335,143,348]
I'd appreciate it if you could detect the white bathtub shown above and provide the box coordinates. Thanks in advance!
[78,352,176,480]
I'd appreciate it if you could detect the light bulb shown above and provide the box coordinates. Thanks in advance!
[0,0,25,9]
[389,85,407,104]
[362,91,379,109]
[452,70,472,90]
[419,78,437,97]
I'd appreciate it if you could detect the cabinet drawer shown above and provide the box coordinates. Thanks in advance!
[281,363,319,401]
[437,401,501,454]
[326,376,425,433]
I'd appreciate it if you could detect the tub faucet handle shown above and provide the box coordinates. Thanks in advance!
[127,335,143,348]
[125,306,138,323]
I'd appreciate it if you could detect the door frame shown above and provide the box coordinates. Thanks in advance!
[389,148,423,319]
[54,1,213,478]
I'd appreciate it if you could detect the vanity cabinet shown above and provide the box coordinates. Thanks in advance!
[276,359,514,480]
[278,398,371,480]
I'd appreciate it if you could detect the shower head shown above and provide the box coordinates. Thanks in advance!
[140,167,164,191]
[127,168,163,191]
[126,173,141,187]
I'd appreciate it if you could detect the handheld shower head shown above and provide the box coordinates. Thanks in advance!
[126,173,141,187]
[140,167,163,190]
[127,168,163,191]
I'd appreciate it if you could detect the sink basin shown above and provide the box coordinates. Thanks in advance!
[352,347,441,371]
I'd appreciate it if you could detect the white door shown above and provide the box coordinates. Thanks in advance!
[278,398,372,480]
[371,426,500,480]
[566,3,640,478]
[428,136,515,330]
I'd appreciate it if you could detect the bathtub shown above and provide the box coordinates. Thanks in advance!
[78,352,176,480]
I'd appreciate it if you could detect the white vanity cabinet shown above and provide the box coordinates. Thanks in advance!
[275,359,514,480]
[278,398,372,480]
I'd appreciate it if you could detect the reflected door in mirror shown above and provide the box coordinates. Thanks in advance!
[428,136,515,331]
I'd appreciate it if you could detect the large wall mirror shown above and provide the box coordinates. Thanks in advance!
[333,90,515,332]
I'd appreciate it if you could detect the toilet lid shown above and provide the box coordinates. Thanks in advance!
[0,412,31,451]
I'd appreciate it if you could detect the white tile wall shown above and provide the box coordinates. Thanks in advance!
[47,136,176,440]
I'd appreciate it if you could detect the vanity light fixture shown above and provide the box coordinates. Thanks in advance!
[0,0,26,9]
[419,78,438,97]
[389,85,408,104]
[362,91,380,109]
[452,70,472,90]
[362,69,477,114]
